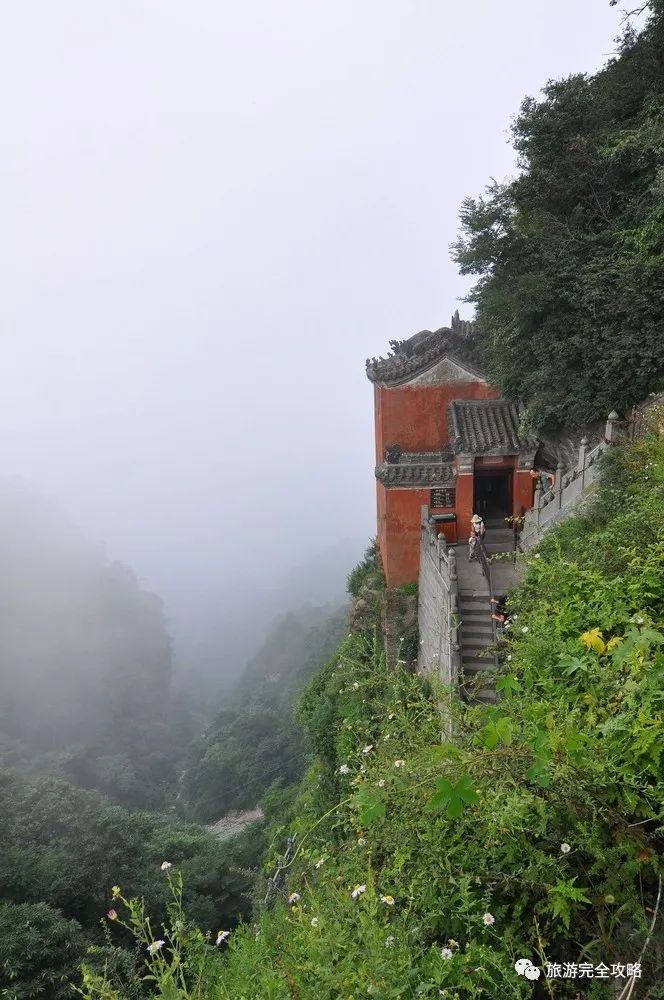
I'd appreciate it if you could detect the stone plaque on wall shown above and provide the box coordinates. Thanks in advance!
[431,487,455,508]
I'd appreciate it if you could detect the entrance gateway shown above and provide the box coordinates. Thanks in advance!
[473,466,513,520]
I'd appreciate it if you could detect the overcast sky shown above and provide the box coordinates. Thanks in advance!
[0,1,641,677]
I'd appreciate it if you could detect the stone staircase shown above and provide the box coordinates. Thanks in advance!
[483,524,515,555]
[458,592,496,703]
[454,520,519,703]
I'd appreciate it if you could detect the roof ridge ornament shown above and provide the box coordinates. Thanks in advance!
[366,315,482,385]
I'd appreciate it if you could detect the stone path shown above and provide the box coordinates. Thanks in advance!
[454,522,524,702]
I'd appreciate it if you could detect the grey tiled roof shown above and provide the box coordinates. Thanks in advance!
[375,451,455,486]
[365,312,483,386]
[448,399,537,455]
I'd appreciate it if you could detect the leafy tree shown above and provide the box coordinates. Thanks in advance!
[0,901,85,1000]
[453,2,664,431]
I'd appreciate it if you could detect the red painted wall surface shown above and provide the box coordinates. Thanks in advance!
[374,381,499,461]
[455,474,474,543]
[377,486,428,586]
[514,469,535,517]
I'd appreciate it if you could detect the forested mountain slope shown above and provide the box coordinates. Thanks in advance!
[182,604,348,821]
[0,482,174,808]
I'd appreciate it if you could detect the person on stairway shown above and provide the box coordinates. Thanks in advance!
[468,513,486,561]
[490,597,510,639]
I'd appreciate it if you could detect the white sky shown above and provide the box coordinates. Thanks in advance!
[0,1,643,674]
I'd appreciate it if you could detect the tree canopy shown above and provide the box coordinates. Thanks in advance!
[453,1,664,431]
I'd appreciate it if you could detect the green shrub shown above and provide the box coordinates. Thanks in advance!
[347,540,385,598]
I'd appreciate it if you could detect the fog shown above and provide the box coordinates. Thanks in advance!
[0,1,638,680]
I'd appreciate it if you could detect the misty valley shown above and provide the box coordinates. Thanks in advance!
[3,0,664,997]
[0,480,348,996]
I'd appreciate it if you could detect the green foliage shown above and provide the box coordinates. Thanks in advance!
[347,539,385,598]
[83,434,664,996]
[0,901,85,999]
[0,772,259,934]
[0,770,263,999]
[452,6,664,430]
[182,605,347,821]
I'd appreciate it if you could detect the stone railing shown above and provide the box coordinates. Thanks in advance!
[417,506,461,685]
[519,417,618,550]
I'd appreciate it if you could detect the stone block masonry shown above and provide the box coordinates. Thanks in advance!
[417,505,460,685]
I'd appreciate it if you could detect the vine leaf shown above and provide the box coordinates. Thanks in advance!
[482,716,514,749]
[427,775,478,818]
[352,786,385,827]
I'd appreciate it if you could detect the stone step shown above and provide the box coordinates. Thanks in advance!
[462,662,497,674]
[459,621,492,633]
[462,653,497,667]
[475,691,497,704]
[461,633,491,644]
[459,615,492,625]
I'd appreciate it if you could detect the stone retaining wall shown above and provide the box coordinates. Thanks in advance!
[417,505,460,685]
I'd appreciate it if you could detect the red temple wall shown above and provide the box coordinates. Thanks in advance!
[514,469,535,516]
[455,474,474,542]
[374,381,499,462]
[377,486,428,587]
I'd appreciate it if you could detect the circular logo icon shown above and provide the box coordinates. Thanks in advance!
[514,958,532,976]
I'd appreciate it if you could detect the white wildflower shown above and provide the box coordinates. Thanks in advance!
[147,940,165,955]
[521,626,529,634]
[378,779,386,788]
[482,912,495,926]
[314,858,325,869]
[357,837,366,846]
[534,553,541,559]
[362,744,373,754]
[394,759,405,768]
[507,654,512,661]
[636,616,644,625]
[385,935,395,948]
[560,842,571,854]
[215,930,230,945]
[440,947,454,959]
[351,884,367,899]
[388,713,395,720]
[380,894,395,906]
[288,892,300,904]
[339,764,350,775]
[160,861,172,871]
[353,682,360,690]
[310,917,318,927]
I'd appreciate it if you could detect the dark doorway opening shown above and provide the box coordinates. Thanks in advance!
[473,469,512,520]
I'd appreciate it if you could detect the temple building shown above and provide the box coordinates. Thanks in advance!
[366,312,539,586]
